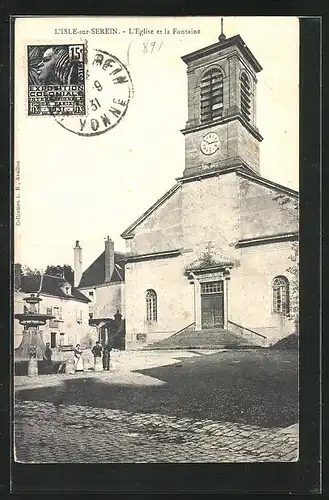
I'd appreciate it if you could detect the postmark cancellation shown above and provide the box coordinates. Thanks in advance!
[56,49,133,137]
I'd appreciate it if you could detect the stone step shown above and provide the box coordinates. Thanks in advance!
[143,328,257,351]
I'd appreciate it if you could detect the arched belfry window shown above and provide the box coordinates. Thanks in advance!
[272,276,290,315]
[146,289,157,322]
[200,68,223,123]
[240,72,251,122]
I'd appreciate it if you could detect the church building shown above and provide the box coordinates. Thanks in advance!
[120,29,298,349]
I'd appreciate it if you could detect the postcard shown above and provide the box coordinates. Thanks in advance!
[14,16,299,466]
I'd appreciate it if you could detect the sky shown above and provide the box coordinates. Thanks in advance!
[14,16,299,273]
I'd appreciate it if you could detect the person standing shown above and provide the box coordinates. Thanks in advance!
[114,310,122,328]
[73,344,84,373]
[43,342,53,374]
[57,345,66,374]
[91,341,103,371]
[102,343,112,371]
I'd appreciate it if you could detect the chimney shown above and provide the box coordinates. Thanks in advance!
[104,236,115,282]
[73,240,83,287]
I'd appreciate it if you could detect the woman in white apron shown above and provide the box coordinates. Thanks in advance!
[73,344,84,372]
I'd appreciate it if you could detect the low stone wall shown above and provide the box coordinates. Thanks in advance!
[252,326,295,346]
[228,321,268,347]
[14,360,62,376]
[14,348,123,376]
[126,330,176,350]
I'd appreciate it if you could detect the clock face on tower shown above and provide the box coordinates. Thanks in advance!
[200,132,220,155]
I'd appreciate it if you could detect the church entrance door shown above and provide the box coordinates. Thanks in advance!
[200,281,224,329]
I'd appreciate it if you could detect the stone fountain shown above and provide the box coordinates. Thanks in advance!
[14,293,54,376]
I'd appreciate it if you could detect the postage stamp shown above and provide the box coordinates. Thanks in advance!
[27,44,86,115]
[55,48,133,136]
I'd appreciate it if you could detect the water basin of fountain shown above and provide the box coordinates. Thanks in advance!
[15,293,55,360]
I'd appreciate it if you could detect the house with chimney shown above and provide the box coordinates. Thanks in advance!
[74,238,126,347]
[14,271,94,350]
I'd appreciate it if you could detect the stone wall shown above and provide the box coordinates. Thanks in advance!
[128,186,183,256]
[239,175,298,240]
[79,282,125,320]
[182,172,240,263]
[125,255,194,349]
[228,241,296,345]
[184,119,260,177]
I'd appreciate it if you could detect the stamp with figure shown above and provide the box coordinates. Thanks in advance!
[27,44,86,116]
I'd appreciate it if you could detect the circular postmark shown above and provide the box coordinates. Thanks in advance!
[55,48,133,137]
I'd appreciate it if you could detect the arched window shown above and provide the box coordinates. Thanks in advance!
[146,289,157,322]
[240,72,251,122]
[272,276,290,315]
[200,68,223,123]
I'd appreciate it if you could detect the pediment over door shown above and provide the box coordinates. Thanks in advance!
[185,263,233,282]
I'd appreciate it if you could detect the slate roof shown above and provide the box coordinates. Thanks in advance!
[78,251,125,288]
[18,274,90,303]
[181,35,263,73]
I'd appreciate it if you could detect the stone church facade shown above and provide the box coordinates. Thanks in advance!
[120,32,298,349]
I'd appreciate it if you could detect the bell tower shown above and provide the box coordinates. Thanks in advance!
[180,22,263,179]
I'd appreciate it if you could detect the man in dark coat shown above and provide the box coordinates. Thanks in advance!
[102,343,112,371]
[91,341,103,371]
[43,342,53,374]
[114,310,122,327]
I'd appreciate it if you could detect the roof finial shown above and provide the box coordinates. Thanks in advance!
[218,17,226,41]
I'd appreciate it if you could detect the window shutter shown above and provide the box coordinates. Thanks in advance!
[200,69,223,123]
[240,72,251,122]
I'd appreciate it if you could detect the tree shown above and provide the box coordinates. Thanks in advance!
[14,264,42,290]
[287,241,299,333]
[22,265,42,276]
[15,263,74,285]
[45,264,74,285]
[272,192,299,333]
[45,265,64,277]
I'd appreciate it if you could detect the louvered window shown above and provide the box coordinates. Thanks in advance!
[272,276,290,315]
[240,72,251,122]
[200,69,223,123]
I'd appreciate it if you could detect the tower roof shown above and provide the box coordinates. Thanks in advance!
[181,34,262,73]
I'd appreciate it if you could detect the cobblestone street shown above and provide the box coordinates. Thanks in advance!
[15,400,298,463]
[14,351,298,463]
[14,349,298,463]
